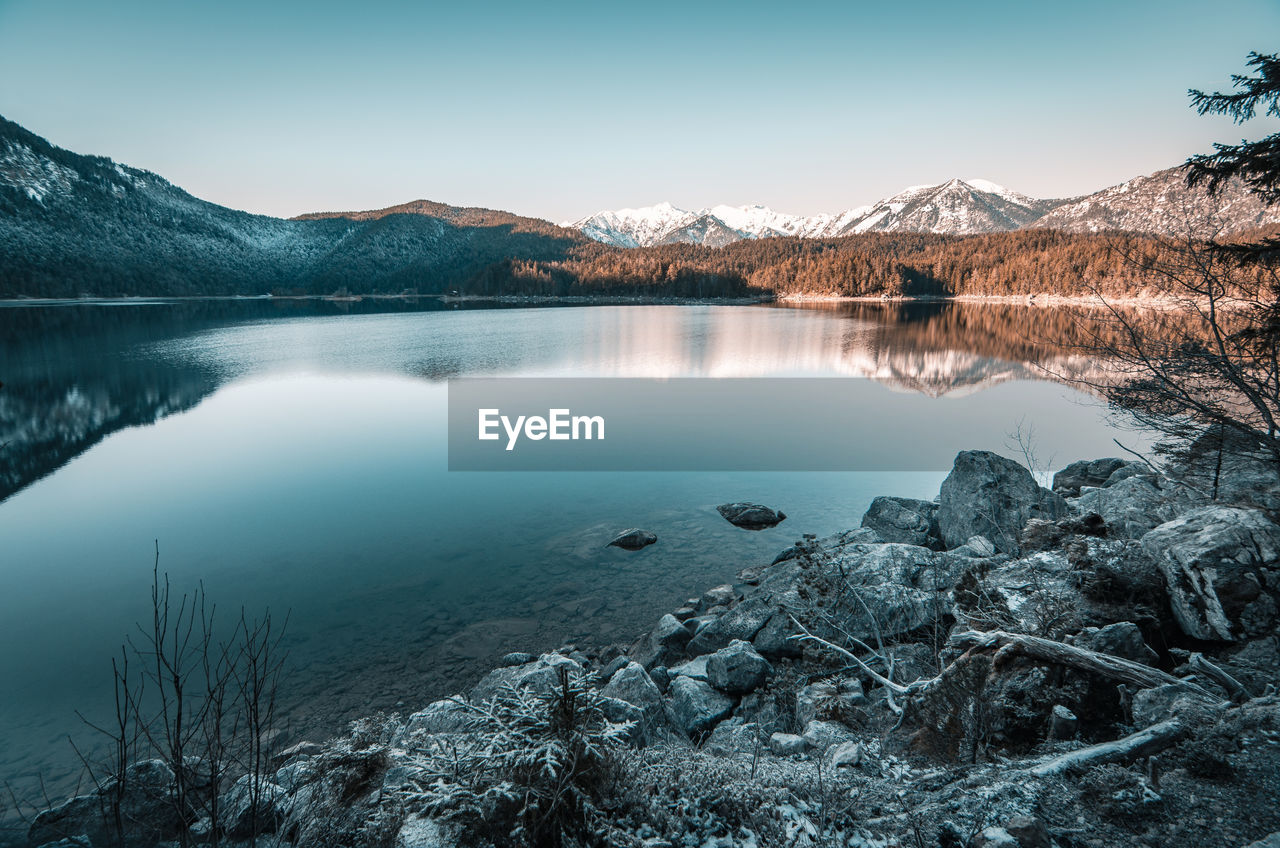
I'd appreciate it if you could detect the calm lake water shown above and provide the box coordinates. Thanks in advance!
[0,298,1146,825]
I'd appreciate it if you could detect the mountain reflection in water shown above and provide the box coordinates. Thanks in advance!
[0,298,1134,502]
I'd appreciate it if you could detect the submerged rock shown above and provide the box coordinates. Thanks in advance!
[937,450,1066,553]
[716,502,787,529]
[607,528,657,550]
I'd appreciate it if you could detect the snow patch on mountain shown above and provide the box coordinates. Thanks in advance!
[566,178,1065,247]
[1,141,80,204]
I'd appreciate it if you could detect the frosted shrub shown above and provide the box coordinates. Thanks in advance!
[400,668,633,847]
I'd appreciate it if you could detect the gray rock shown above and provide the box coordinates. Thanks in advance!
[637,614,694,668]
[801,720,856,752]
[937,450,1067,553]
[1244,833,1280,848]
[860,496,941,548]
[600,661,664,717]
[403,696,471,735]
[1142,506,1280,641]
[668,655,711,682]
[751,612,804,659]
[1052,457,1128,497]
[1073,474,1203,539]
[470,652,582,701]
[29,759,185,848]
[704,718,765,756]
[687,596,775,656]
[608,528,657,550]
[672,606,697,622]
[771,544,803,565]
[705,639,772,694]
[222,774,287,838]
[971,827,1020,848]
[828,740,863,768]
[597,655,629,682]
[649,665,671,692]
[768,732,807,756]
[1071,622,1157,665]
[664,676,736,737]
[701,583,737,609]
[1103,461,1149,487]
[1131,683,1198,727]
[717,502,787,529]
[499,651,535,667]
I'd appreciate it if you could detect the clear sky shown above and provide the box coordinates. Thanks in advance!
[1,0,1277,222]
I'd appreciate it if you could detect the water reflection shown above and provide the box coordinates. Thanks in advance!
[1,298,1121,501]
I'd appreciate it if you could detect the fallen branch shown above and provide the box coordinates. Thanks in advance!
[789,615,911,699]
[1029,719,1188,776]
[950,630,1217,699]
[1189,652,1252,702]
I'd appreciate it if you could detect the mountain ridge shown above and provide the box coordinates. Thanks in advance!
[565,168,1280,247]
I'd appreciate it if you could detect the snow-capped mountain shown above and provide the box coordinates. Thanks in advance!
[565,179,1065,247]
[1029,165,1280,237]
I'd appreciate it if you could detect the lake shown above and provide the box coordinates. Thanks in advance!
[0,298,1147,824]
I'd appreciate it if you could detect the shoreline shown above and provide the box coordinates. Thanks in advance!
[0,291,1187,309]
[17,446,1280,848]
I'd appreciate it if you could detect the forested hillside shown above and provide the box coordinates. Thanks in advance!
[0,115,1250,300]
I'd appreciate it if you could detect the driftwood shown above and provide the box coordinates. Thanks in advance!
[1029,719,1189,776]
[949,630,1217,699]
[1188,652,1252,702]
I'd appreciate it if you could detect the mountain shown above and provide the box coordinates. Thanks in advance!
[1029,165,1280,237]
[0,115,584,298]
[567,169,1280,247]
[566,179,1065,247]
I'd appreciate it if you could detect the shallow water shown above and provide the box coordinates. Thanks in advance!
[0,298,1146,818]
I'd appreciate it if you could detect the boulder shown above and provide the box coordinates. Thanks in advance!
[608,528,657,550]
[636,614,693,668]
[751,612,804,659]
[687,596,774,656]
[403,696,471,736]
[668,655,711,682]
[1052,458,1128,497]
[28,759,186,848]
[703,718,764,756]
[1072,474,1202,539]
[469,652,582,702]
[801,720,856,752]
[768,732,807,756]
[222,774,287,839]
[499,651,534,667]
[716,502,787,529]
[705,640,772,694]
[860,496,941,548]
[1141,506,1280,641]
[701,583,737,609]
[600,661,664,717]
[828,741,863,769]
[937,451,1067,554]
[664,676,736,737]
[1070,622,1157,665]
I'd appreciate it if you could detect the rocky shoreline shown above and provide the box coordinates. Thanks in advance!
[23,448,1280,848]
